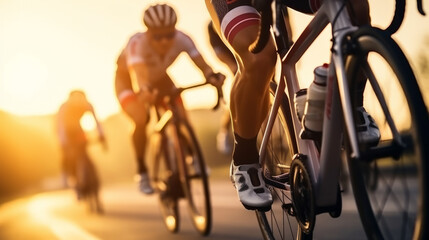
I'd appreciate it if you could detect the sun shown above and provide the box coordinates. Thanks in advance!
[0,54,48,115]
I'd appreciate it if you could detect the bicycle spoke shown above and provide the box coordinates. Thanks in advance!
[363,60,401,141]
[256,82,299,240]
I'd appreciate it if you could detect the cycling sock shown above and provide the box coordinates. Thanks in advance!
[137,157,148,174]
[232,133,259,165]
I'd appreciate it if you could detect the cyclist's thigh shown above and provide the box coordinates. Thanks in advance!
[208,0,276,65]
[206,1,258,49]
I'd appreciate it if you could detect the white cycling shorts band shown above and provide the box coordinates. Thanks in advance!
[118,89,136,102]
[126,55,145,65]
[220,5,260,44]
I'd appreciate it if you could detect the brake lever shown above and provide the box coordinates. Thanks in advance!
[417,0,426,15]
[212,85,225,111]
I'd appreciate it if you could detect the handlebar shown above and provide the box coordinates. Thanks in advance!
[250,0,426,53]
[418,0,426,15]
[174,80,224,111]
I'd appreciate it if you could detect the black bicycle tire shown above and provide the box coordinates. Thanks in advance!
[85,160,102,213]
[152,131,180,233]
[345,26,429,240]
[256,81,304,240]
[176,121,212,236]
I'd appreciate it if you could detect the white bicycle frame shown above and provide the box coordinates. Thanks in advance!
[259,0,365,208]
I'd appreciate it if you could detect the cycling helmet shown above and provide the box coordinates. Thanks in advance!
[143,4,177,29]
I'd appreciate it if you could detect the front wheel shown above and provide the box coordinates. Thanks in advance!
[177,122,212,236]
[345,26,429,240]
[151,129,180,233]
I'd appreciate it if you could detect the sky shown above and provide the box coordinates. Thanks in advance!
[0,0,427,120]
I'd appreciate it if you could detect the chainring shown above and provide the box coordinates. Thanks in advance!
[290,154,316,235]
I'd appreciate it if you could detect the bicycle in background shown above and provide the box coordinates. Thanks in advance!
[74,138,106,214]
[148,80,223,236]
[250,0,428,239]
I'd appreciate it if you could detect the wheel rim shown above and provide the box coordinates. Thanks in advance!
[179,125,211,235]
[152,133,180,233]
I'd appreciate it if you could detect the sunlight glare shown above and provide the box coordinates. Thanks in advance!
[80,112,97,131]
[26,193,100,240]
[1,54,48,114]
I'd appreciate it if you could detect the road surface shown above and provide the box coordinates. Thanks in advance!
[0,178,366,240]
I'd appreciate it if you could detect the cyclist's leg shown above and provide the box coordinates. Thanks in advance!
[123,99,153,194]
[61,145,76,187]
[132,121,154,194]
[206,0,276,210]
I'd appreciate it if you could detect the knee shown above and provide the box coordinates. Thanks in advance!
[246,47,276,77]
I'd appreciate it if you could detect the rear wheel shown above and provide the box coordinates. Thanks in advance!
[345,27,429,240]
[177,122,212,236]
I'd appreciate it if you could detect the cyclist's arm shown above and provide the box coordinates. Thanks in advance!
[115,48,140,109]
[56,104,67,146]
[191,54,218,80]
[179,31,224,85]
[88,104,106,144]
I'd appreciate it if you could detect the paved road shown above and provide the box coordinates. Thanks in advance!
[0,178,366,240]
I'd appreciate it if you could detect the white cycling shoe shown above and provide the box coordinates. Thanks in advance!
[230,162,273,211]
[135,173,154,195]
[356,107,381,147]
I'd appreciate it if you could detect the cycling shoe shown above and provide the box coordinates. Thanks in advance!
[135,173,154,195]
[356,107,381,147]
[230,162,273,211]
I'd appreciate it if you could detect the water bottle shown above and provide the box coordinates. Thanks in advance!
[301,64,328,139]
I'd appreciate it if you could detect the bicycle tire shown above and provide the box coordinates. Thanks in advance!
[86,160,103,214]
[345,26,429,240]
[176,121,212,236]
[76,157,103,214]
[256,81,308,240]
[151,129,180,233]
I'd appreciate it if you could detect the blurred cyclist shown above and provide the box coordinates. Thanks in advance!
[57,90,105,194]
[204,0,379,211]
[115,4,225,194]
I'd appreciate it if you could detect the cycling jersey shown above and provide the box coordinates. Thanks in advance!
[57,100,93,146]
[116,30,200,92]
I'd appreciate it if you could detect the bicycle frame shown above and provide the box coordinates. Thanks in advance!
[151,82,216,134]
[259,0,364,208]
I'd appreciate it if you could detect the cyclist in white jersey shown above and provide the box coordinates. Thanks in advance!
[115,4,225,194]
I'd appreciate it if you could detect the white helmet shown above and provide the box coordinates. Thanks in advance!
[143,4,177,29]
